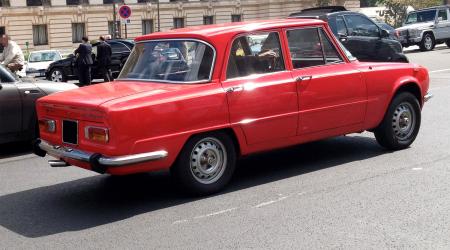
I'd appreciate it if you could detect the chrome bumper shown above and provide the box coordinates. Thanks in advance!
[36,140,168,167]
[424,92,433,102]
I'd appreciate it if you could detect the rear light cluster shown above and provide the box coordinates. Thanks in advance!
[39,119,56,133]
[85,126,109,143]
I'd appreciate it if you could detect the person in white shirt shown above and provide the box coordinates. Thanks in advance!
[0,34,25,73]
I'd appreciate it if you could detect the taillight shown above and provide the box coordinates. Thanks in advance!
[85,126,109,143]
[38,119,56,133]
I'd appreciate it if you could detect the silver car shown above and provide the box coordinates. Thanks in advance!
[396,5,450,51]
[0,65,77,144]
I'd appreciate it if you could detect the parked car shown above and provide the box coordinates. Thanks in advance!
[289,6,408,62]
[26,50,62,77]
[396,5,450,51]
[0,65,77,144]
[45,39,134,82]
[34,19,431,195]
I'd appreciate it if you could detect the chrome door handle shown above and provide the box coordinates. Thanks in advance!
[296,76,312,82]
[24,90,40,95]
[226,86,244,93]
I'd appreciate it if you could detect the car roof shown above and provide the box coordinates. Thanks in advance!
[136,19,325,43]
[30,50,60,54]
[416,5,449,11]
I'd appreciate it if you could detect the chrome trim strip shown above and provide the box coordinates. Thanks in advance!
[424,92,433,102]
[38,140,168,167]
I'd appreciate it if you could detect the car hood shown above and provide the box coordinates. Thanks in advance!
[397,21,435,31]
[27,61,54,71]
[35,81,78,95]
[39,80,202,110]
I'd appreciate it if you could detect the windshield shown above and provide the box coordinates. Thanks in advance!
[29,51,61,63]
[405,10,436,24]
[119,40,215,83]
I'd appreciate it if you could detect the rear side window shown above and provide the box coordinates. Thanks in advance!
[344,15,379,37]
[111,42,130,53]
[226,32,285,79]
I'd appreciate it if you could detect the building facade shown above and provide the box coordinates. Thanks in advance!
[0,0,359,52]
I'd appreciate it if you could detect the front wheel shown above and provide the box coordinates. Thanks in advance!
[374,92,421,150]
[49,68,66,82]
[419,33,435,51]
[171,132,236,195]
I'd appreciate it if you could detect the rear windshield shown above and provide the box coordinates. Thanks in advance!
[118,40,215,83]
[405,10,436,24]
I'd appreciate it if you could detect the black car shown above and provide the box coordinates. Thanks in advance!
[46,39,134,82]
[289,6,408,62]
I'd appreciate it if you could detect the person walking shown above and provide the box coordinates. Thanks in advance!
[74,36,93,86]
[96,36,112,82]
[0,34,25,74]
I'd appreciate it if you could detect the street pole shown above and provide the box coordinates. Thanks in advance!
[157,0,160,32]
[113,3,118,39]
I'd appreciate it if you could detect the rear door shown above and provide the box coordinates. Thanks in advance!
[435,8,450,40]
[285,26,367,135]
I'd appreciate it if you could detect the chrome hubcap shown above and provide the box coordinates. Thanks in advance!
[51,70,62,82]
[190,137,227,184]
[424,37,433,50]
[392,102,415,140]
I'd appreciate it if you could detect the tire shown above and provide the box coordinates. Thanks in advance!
[419,33,435,51]
[446,40,450,48]
[171,132,237,195]
[49,68,66,82]
[374,92,421,150]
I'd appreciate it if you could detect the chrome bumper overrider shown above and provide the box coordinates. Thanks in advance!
[37,140,168,167]
[424,93,433,102]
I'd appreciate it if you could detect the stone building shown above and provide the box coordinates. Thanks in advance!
[0,0,359,52]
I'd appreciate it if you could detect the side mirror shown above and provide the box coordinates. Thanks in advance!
[338,33,348,42]
[380,29,390,38]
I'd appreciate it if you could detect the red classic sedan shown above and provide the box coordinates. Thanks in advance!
[34,19,432,195]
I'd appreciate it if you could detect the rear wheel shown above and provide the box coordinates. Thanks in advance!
[374,92,421,150]
[171,132,236,195]
[419,33,435,51]
[49,68,66,82]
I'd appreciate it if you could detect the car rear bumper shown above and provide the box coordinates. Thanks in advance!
[33,139,168,173]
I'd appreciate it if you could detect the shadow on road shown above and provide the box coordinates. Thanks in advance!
[0,135,386,238]
[0,142,32,160]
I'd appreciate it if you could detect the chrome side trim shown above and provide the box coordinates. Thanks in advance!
[424,92,433,102]
[38,140,168,167]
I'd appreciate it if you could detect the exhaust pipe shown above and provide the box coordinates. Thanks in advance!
[48,160,70,167]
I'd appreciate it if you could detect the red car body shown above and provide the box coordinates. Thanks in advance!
[34,19,431,194]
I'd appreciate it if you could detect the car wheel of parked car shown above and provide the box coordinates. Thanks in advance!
[419,33,435,51]
[374,92,421,150]
[171,132,236,195]
[50,68,66,82]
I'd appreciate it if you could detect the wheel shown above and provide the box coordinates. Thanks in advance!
[49,68,66,82]
[419,33,435,51]
[446,40,450,48]
[374,92,421,150]
[171,132,237,195]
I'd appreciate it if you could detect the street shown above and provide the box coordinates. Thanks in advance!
[1,46,450,249]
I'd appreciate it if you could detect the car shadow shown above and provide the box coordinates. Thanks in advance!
[0,135,387,238]
[0,141,32,159]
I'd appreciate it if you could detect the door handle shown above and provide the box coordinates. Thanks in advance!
[296,76,312,82]
[24,90,40,95]
[226,86,244,93]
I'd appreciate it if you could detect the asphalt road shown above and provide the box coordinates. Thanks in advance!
[1,46,450,249]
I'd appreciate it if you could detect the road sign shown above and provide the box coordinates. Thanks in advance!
[119,5,132,19]
[121,19,131,25]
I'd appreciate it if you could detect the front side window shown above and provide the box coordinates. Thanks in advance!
[119,40,215,83]
[438,9,448,21]
[405,10,436,24]
[319,29,343,64]
[344,15,379,37]
[226,32,285,79]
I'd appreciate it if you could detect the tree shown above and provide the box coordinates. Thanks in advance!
[360,0,379,7]
[379,0,443,27]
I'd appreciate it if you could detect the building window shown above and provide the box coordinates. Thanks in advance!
[142,19,154,35]
[72,23,85,43]
[137,0,157,2]
[0,0,10,7]
[203,16,214,25]
[66,0,89,5]
[173,18,185,29]
[103,0,124,3]
[108,21,121,38]
[26,0,51,6]
[33,25,48,45]
[231,14,242,22]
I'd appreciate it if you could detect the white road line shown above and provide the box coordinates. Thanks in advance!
[430,69,450,73]
[193,207,238,219]
[172,219,188,225]
[254,196,288,208]
[412,167,423,171]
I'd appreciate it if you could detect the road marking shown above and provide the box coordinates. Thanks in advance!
[193,207,238,219]
[412,167,423,171]
[172,219,188,225]
[254,196,288,208]
[430,69,450,73]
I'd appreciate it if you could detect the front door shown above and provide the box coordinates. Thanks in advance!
[222,31,298,145]
[285,27,367,135]
[0,81,21,135]
[343,14,380,61]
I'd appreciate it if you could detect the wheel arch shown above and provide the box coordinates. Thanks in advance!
[392,81,423,107]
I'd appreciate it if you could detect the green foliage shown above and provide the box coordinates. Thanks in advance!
[379,0,443,27]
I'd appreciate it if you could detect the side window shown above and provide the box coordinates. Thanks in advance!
[319,29,343,64]
[336,16,348,36]
[286,28,325,69]
[226,32,285,79]
[344,15,380,37]
[111,42,130,54]
[438,9,448,21]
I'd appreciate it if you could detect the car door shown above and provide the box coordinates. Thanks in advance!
[109,41,131,75]
[435,8,450,40]
[343,14,380,61]
[221,31,299,145]
[285,26,366,135]
[16,81,45,133]
[0,70,21,137]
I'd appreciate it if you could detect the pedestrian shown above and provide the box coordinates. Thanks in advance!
[0,34,25,74]
[74,36,93,86]
[96,36,112,82]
